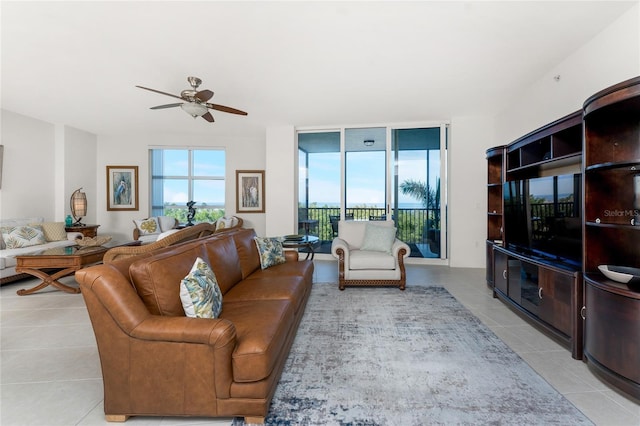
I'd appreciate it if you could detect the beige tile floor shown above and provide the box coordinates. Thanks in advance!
[1,260,638,425]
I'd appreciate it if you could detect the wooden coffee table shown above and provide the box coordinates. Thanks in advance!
[15,240,141,296]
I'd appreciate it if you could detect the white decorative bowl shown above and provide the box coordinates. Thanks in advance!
[76,235,112,247]
[598,265,640,290]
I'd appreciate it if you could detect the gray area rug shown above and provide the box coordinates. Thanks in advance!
[236,284,592,425]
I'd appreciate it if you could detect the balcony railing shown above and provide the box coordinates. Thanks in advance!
[298,207,441,248]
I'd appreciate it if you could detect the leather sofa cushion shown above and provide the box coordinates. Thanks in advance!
[224,276,308,315]
[220,299,294,383]
[244,259,314,283]
[348,249,397,270]
[231,229,261,279]
[129,243,209,316]
[205,235,243,295]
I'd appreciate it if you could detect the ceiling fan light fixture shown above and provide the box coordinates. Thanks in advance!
[181,102,208,118]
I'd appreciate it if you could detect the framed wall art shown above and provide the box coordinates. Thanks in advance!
[236,170,265,213]
[106,165,139,211]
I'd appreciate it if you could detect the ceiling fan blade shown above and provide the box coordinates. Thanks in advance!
[150,103,183,110]
[201,111,215,122]
[206,103,248,116]
[195,89,214,102]
[136,85,184,101]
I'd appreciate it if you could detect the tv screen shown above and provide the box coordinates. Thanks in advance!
[504,174,581,267]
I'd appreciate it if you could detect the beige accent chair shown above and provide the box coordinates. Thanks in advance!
[331,220,410,290]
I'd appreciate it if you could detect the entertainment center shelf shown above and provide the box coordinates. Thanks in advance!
[506,111,582,178]
[487,75,640,399]
[582,76,640,399]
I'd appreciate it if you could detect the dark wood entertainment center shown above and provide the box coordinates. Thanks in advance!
[486,76,640,399]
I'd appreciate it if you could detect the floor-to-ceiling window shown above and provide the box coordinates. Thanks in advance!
[392,127,444,258]
[345,127,387,220]
[149,148,226,223]
[298,132,340,238]
[297,123,447,260]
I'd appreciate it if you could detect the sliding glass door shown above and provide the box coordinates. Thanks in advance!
[297,123,447,259]
[392,127,444,258]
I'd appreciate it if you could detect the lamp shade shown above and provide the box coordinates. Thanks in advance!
[70,188,87,225]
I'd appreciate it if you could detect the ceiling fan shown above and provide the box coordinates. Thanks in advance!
[136,76,247,123]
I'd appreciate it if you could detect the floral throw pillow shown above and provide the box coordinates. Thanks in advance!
[1,225,47,249]
[133,217,160,235]
[254,236,286,269]
[180,257,223,318]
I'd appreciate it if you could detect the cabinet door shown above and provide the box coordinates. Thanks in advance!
[539,269,572,336]
[507,258,522,305]
[486,241,495,287]
[493,250,508,296]
[585,282,640,388]
[515,261,538,315]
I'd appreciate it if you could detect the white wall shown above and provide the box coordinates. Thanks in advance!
[265,126,296,236]
[495,3,640,144]
[63,125,97,223]
[95,132,266,241]
[448,116,495,268]
[0,110,55,220]
[0,110,96,222]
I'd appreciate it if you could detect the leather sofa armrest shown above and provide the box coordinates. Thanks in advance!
[131,316,236,348]
[284,250,299,262]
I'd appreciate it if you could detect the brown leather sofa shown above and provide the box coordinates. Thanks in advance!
[75,228,313,424]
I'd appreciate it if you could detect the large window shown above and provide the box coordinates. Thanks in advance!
[149,148,225,223]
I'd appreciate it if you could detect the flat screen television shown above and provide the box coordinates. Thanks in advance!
[504,173,582,269]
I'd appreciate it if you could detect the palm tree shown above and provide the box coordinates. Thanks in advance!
[400,178,441,253]
[399,179,440,212]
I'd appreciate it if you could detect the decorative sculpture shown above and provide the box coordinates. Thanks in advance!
[186,200,196,226]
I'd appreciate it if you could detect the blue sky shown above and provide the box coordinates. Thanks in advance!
[300,149,439,208]
[157,149,226,206]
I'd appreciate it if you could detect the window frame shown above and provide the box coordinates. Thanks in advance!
[148,147,226,220]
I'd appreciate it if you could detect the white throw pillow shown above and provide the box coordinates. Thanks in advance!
[215,216,238,231]
[133,217,161,235]
[157,216,177,232]
[360,223,397,254]
[180,257,223,318]
[157,229,181,240]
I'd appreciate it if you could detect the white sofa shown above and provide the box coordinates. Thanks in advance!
[331,220,410,290]
[0,217,83,284]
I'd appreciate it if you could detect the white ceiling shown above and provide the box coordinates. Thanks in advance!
[1,1,636,138]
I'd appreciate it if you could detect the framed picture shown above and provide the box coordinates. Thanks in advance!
[106,165,139,211]
[236,170,265,213]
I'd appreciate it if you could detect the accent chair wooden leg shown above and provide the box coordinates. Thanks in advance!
[244,416,265,424]
[105,414,129,422]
